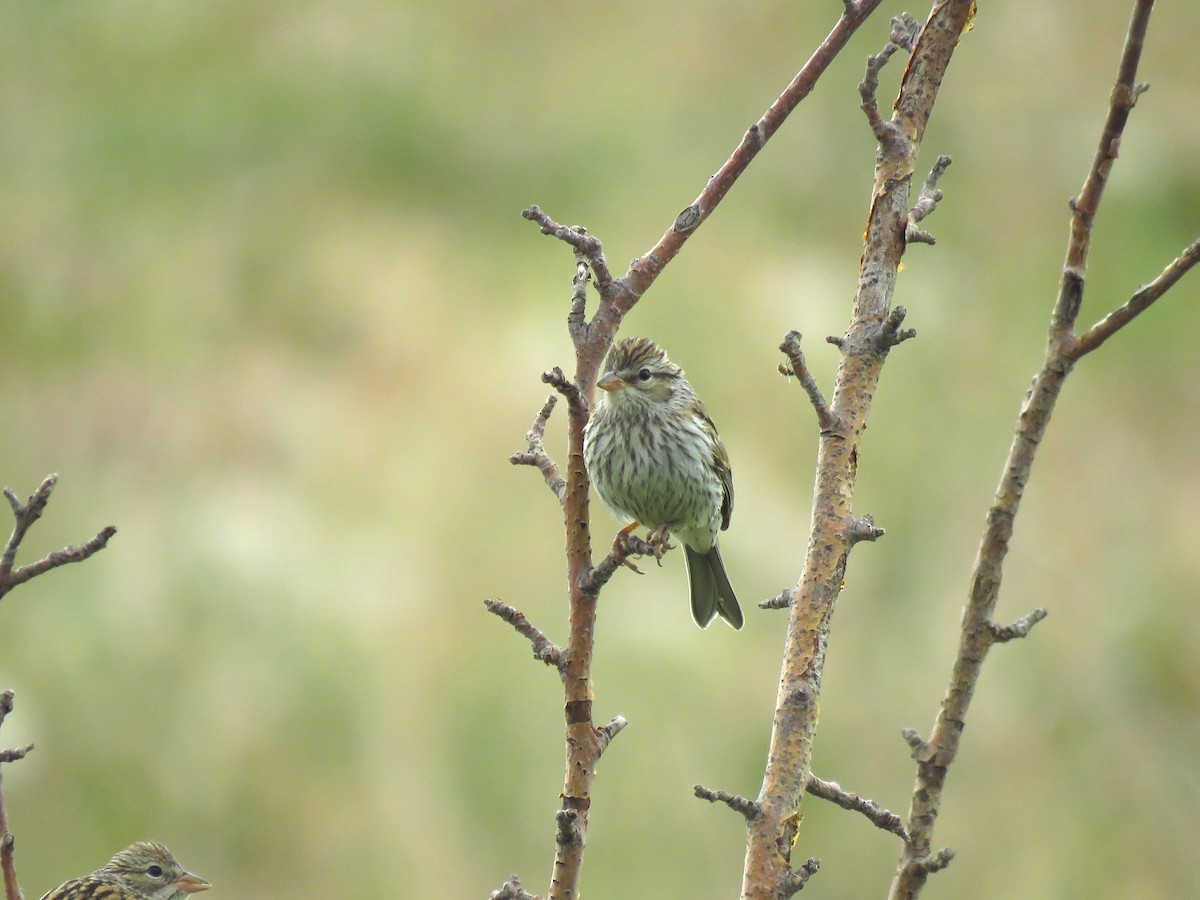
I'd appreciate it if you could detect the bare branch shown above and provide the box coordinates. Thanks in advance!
[779,332,841,433]
[1054,0,1155,340]
[490,876,539,900]
[846,514,886,545]
[873,305,917,352]
[860,41,904,143]
[595,716,627,758]
[567,260,590,340]
[1,476,117,602]
[540,367,585,418]
[578,528,665,596]
[484,599,564,669]
[522,207,614,291]
[906,155,952,244]
[806,775,908,840]
[891,8,1164,899]
[904,847,955,877]
[510,394,567,505]
[1073,236,1200,356]
[781,858,821,896]
[759,586,793,611]
[596,0,887,314]
[988,608,1048,644]
[694,784,762,821]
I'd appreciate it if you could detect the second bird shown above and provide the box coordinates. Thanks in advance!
[583,336,742,629]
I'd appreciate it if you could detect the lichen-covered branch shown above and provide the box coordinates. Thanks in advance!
[743,3,973,896]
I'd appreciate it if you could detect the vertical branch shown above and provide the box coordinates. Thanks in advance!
[0,692,32,900]
[743,3,974,896]
[889,3,1170,898]
[512,6,893,897]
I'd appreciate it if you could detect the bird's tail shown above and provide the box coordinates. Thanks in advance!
[684,543,743,629]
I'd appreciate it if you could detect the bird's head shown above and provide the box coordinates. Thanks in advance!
[596,337,688,408]
[103,842,210,900]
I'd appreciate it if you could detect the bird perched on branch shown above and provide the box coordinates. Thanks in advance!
[39,841,210,900]
[584,336,742,629]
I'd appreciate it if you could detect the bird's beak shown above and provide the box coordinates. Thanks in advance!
[597,372,625,392]
[174,872,211,894]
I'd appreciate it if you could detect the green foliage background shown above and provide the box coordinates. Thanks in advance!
[1,2,1198,897]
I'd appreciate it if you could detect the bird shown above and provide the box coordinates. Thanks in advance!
[39,841,210,900]
[583,336,742,629]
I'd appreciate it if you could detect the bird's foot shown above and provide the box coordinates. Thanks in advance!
[645,525,675,566]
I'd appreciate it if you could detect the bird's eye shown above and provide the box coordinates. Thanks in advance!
[147,865,164,877]
[637,368,652,382]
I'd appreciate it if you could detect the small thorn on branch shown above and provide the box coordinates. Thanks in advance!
[484,598,564,669]
[0,745,33,765]
[760,586,793,611]
[489,875,537,900]
[901,727,935,763]
[989,607,1048,643]
[873,305,917,352]
[510,393,567,505]
[846,514,885,544]
[781,858,821,895]
[806,774,909,840]
[779,331,841,433]
[694,784,761,820]
[596,715,628,757]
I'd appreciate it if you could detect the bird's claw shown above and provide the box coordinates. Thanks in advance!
[645,526,675,566]
[612,527,674,570]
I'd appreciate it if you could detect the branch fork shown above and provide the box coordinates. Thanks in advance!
[1,475,117,602]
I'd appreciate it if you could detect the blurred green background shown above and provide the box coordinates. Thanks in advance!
[1,2,1198,897]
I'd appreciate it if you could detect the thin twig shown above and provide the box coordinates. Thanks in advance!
[906,155,952,244]
[781,858,821,896]
[578,529,664,596]
[484,599,564,669]
[860,41,904,144]
[1,476,117,601]
[779,332,841,432]
[694,784,762,820]
[873,305,917,352]
[1054,0,1155,342]
[510,394,567,505]
[595,716,628,757]
[988,608,1048,643]
[521,209,614,292]
[806,775,908,840]
[759,587,793,611]
[846,514,886,545]
[1073,236,1200,356]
